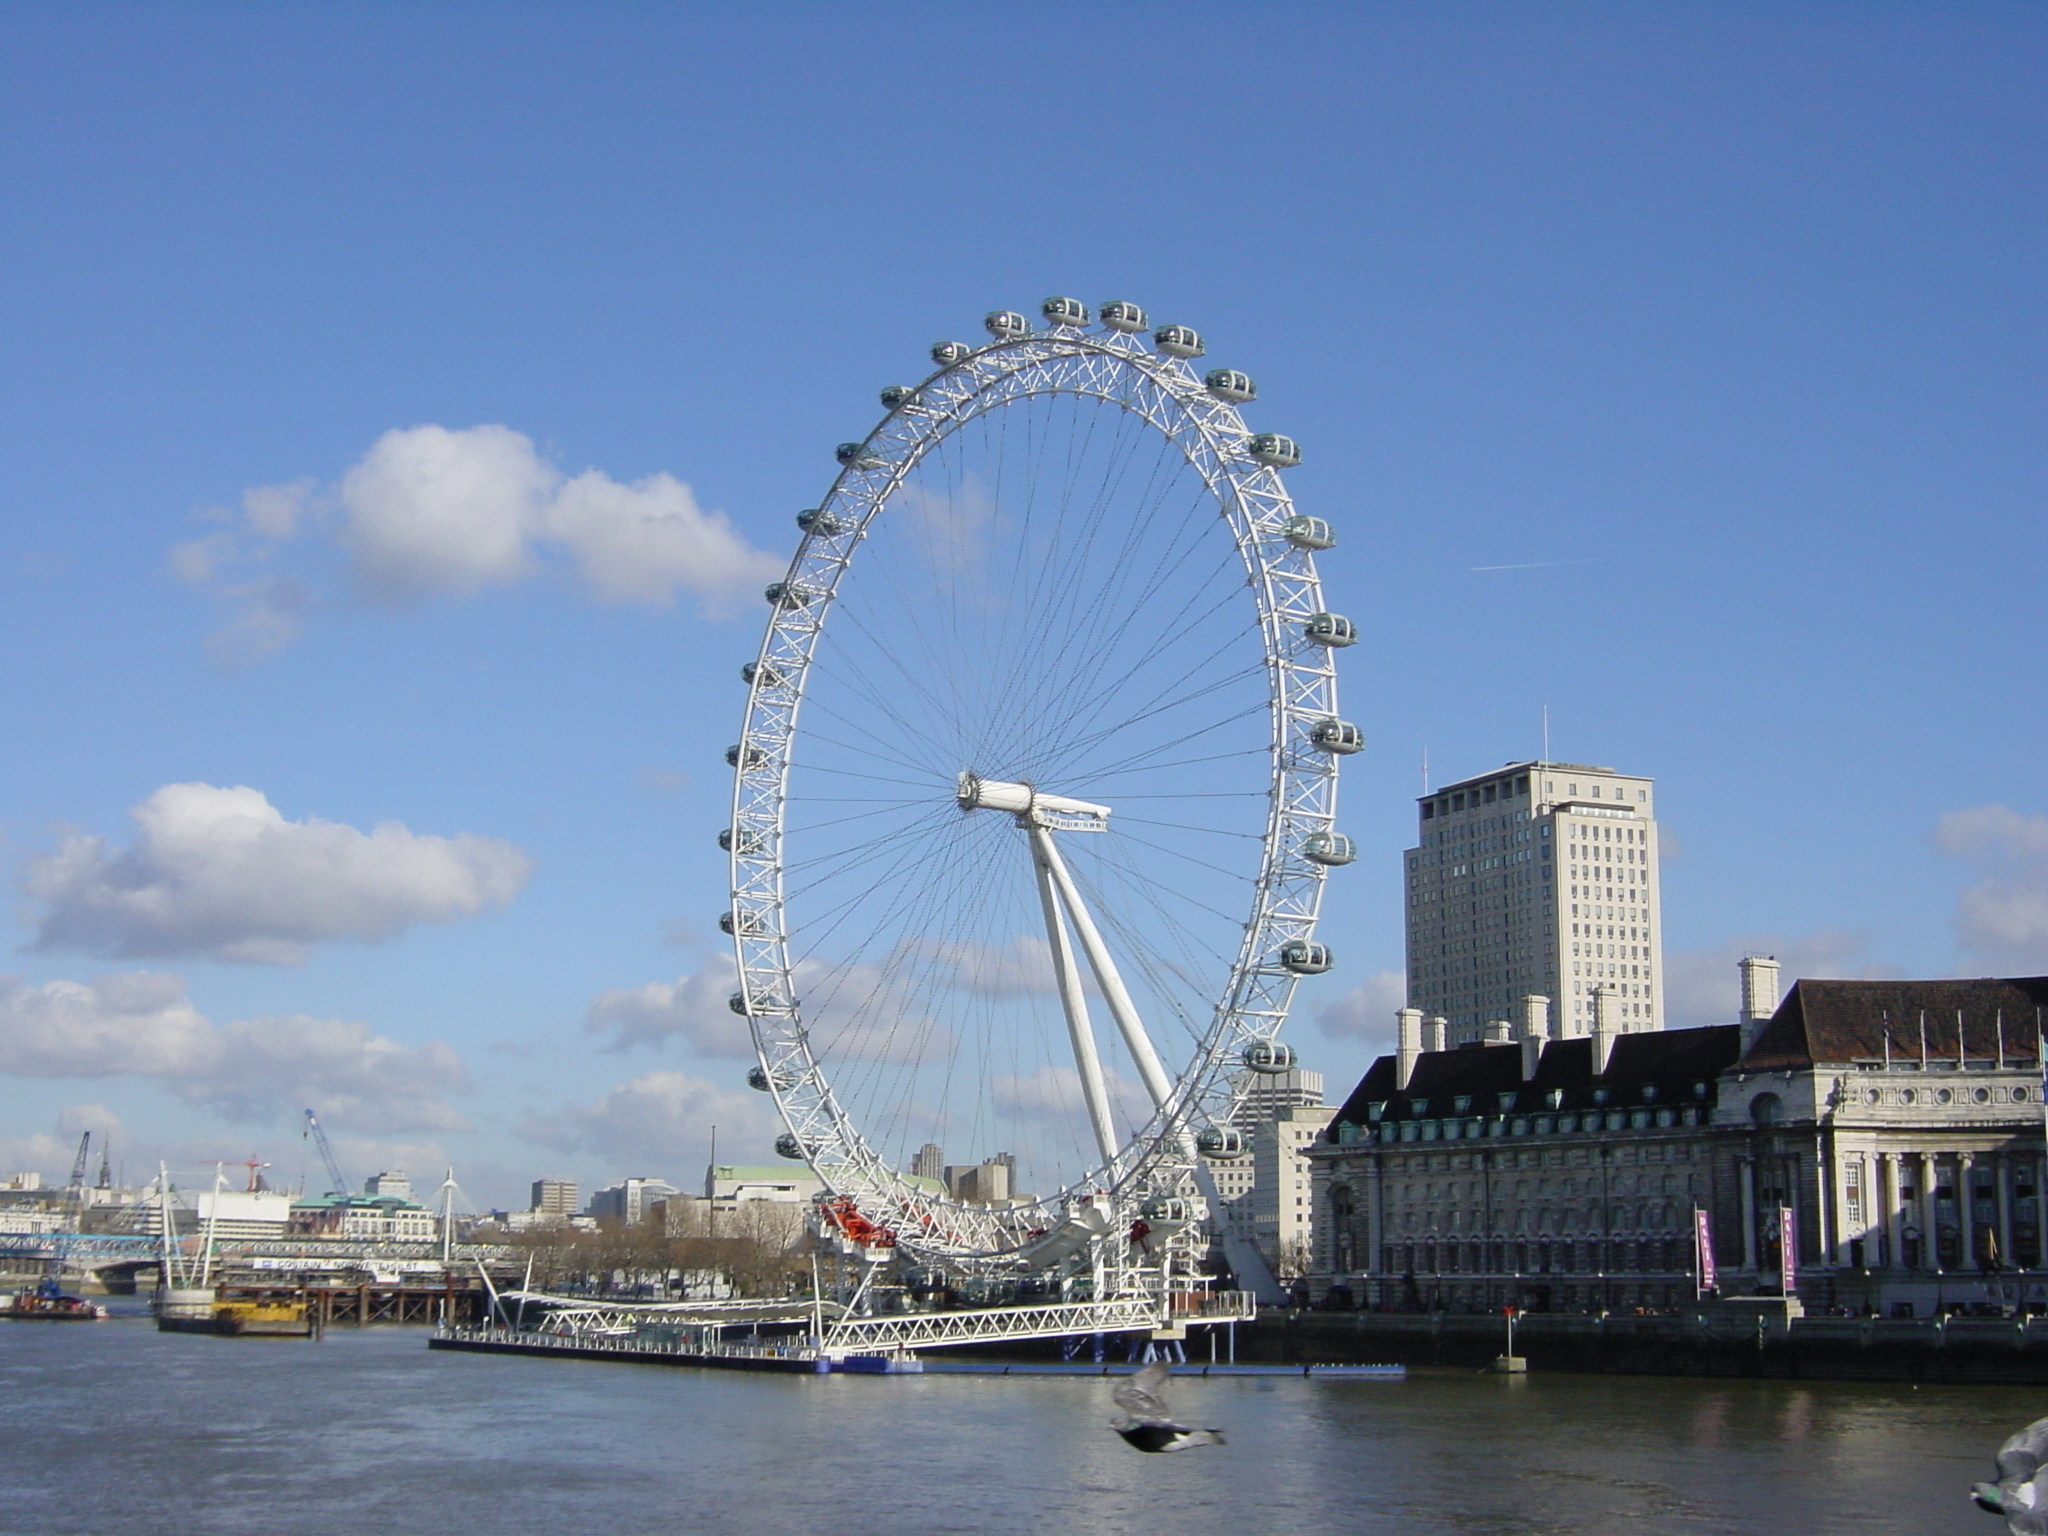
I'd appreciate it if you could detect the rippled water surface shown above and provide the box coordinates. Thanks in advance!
[0,1304,2028,1534]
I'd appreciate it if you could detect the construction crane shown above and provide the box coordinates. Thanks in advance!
[67,1132,91,1191]
[302,1110,353,1198]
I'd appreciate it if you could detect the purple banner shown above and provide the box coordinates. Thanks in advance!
[1694,1207,1717,1293]
[1779,1205,1797,1295]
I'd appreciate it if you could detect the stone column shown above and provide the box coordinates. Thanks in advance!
[1998,1153,2015,1276]
[1738,1156,1757,1272]
[1919,1151,1940,1272]
[1878,1153,1899,1269]
[1960,1152,1978,1270]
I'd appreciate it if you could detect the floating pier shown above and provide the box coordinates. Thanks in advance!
[917,1360,1405,1379]
[429,1324,898,1373]
[428,1323,1405,1379]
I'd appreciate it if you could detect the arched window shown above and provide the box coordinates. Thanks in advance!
[1750,1092,1784,1126]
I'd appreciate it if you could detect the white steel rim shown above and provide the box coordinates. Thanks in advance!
[727,313,1343,1268]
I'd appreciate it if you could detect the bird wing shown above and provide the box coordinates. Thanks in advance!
[2000,1418,2048,1484]
[1112,1362,1174,1424]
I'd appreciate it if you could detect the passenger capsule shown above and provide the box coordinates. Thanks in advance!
[728,992,750,1015]
[741,660,785,687]
[879,385,915,410]
[748,1064,797,1093]
[1139,1197,1193,1222]
[1196,1126,1248,1158]
[725,743,767,770]
[1304,612,1358,647]
[835,442,883,469]
[1248,433,1301,468]
[1309,717,1366,755]
[1041,296,1089,327]
[984,310,1033,340]
[1098,300,1148,333]
[1279,940,1334,975]
[1302,832,1358,866]
[932,340,975,367]
[1242,1040,1297,1074]
[797,508,844,535]
[1204,368,1256,403]
[765,580,817,609]
[1152,324,1204,359]
[717,827,762,854]
[774,1132,811,1161]
[1281,515,1337,550]
[720,910,767,937]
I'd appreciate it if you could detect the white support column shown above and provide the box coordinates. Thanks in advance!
[1032,826,1176,1113]
[1029,831,1119,1167]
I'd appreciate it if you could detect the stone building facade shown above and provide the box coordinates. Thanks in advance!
[1307,974,2048,1318]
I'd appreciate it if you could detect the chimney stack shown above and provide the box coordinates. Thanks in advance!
[1425,1015,1448,1054]
[1483,1019,1512,1045]
[1738,955,1781,1053]
[1395,1007,1423,1089]
[1519,994,1551,1080]
[1591,987,1619,1075]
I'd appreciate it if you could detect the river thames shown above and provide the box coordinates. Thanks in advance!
[0,1305,2027,1534]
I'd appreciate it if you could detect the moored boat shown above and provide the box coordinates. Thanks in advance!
[4,1288,109,1321]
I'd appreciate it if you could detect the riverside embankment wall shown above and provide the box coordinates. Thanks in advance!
[1245,1311,2048,1384]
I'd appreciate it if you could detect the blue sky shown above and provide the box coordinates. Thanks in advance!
[0,3,2041,1209]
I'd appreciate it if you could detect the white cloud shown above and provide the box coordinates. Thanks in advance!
[1312,970,1407,1047]
[174,425,780,655]
[586,955,952,1066]
[516,1070,772,1169]
[0,1105,125,1183]
[546,468,780,610]
[340,424,555,602]
[895,478,994,576]
[587,959,753,1058]
[990,1063,1148,1128]
[24,782,531,964]
[1660,929,1897,1029]
[1936,805,2048,969]
[904,934,1062,998]
[0,972,467,1132]
[201,576,313,666]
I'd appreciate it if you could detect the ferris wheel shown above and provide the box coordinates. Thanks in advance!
[724,299,1358,1288]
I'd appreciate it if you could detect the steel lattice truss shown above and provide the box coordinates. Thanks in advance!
[726,307,1348,1280]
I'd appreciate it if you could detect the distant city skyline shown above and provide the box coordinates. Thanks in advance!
[0,7,2041,1208]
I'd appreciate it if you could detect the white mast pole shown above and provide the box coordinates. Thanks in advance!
[199,1163,225,1289]
[440,1167,456,1266]
[156,1162,177,1291]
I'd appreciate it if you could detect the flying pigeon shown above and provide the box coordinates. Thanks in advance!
[1976,1414,2048,1533]
[1111,1361,1225,1453]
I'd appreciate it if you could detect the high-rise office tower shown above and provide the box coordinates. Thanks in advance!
[1404,760,1664,1044]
